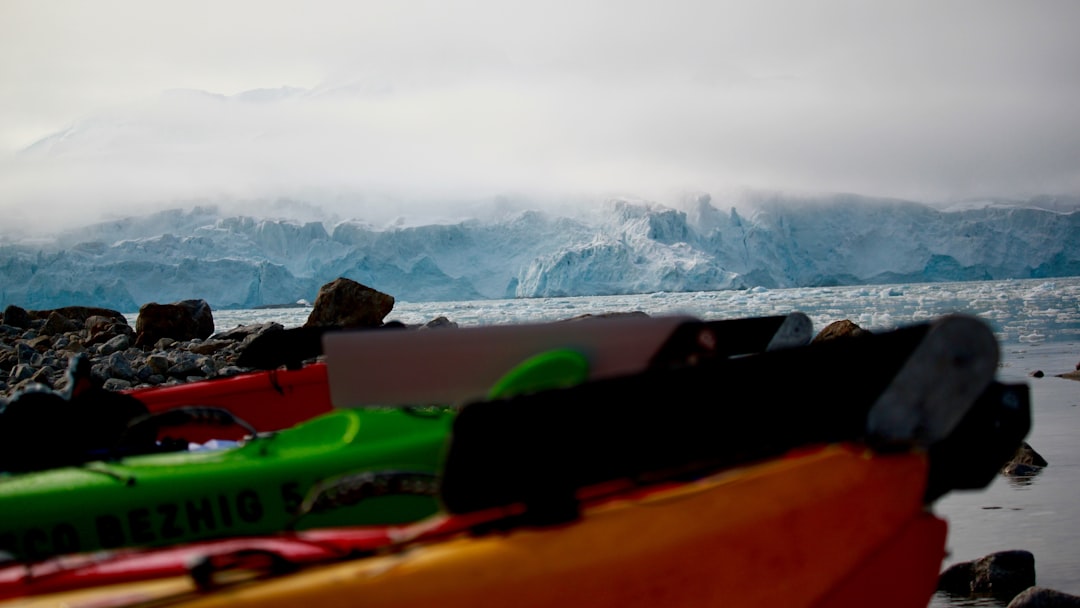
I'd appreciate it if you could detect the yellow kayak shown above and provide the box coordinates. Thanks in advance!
[0,445,945,608]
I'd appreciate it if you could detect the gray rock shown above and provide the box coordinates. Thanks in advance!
[0,344,14,370]
[15,342,37,364]
[81,316,134,348]
[135,365,156,383]
[106,352,136,381]
[166,352,203,378]
[35,306,127,327]
[25,335,52,354]
[213,322,284,342]
[8,363,35,382]
[973,551,1037,597]
[98,334,132,356]
[40,312,77,336]
[939,550,1037,600]
[145,354,170,375]
[102,378,133,391]
[84,315,116,333]
[422,316,458,329]
[1008,587,1080,607]
[197,356,216,376]
[187,340,233,355]
[28,366,54,388]
[1003,442,1048,477]
[90,362,111,384]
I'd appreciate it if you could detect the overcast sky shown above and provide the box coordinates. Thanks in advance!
[2,0,1079,233]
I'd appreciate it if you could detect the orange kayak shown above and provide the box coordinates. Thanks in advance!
[0,445,946,608]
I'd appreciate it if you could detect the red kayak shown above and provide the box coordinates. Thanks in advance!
[126,364,333,442]
[0,510,498,600]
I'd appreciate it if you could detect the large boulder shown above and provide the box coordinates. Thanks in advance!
[2,305,32,329]
[135,299,215,348]
[304,278,394,329]
[813,319,870,342]
[939,550,1037,600]
[1008,587,1080,607]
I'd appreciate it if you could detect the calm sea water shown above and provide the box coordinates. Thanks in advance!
[203,277,1080,606]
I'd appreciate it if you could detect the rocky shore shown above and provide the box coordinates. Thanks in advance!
[1,303,266,399]
[0,278,419,401]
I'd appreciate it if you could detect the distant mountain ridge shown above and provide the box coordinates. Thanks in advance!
[1,193,1078,311]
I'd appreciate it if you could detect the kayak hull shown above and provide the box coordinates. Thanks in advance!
[211,446,938,608]
[0,445,946,608]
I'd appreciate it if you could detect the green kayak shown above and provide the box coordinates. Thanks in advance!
[0,407,454,562]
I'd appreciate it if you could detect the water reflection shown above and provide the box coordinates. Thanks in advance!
[931,591,1009,607]
[1002,467,1045,488]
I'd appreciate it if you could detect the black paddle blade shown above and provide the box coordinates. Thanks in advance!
[439,315,1014,519]
[236,326,329,370]
[237,323,409,371]
[924,382,1031,502]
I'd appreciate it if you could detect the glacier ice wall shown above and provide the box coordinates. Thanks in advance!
[1,193,1078,311]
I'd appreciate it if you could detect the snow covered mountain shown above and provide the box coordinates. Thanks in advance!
[1,193,1078,312]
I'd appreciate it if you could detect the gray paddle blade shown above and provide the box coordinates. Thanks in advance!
[766,312,813,350]
[867,314,999,446]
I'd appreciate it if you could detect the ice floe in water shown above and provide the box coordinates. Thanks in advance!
[208,277,1080,348]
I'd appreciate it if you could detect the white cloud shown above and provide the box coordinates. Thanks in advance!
[1,0,1079,234]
